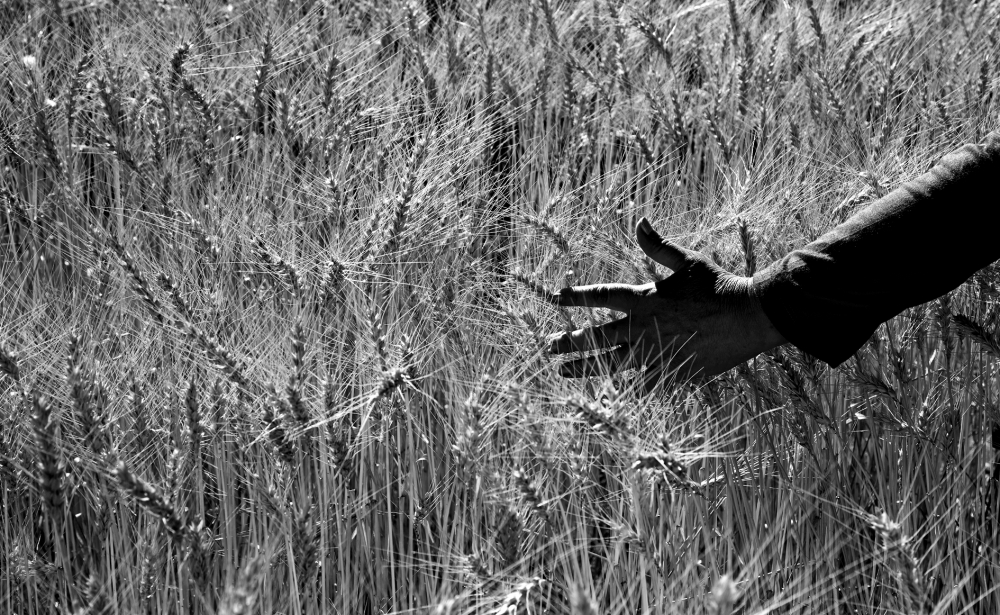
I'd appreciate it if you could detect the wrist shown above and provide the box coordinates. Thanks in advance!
[714,273,787,355]
[745,275,787,351]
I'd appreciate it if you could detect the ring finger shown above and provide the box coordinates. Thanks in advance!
[548,317,635,354]
[558,345,636,378]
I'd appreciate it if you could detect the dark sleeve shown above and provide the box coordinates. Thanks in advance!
[752,130,1000,367]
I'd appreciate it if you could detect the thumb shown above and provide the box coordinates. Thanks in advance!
[636,218,690,272]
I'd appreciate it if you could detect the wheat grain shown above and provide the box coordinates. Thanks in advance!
[705,109,732,164]
[726,0,741,42]
[252,29,274,133]
[107,238,170,325]
[114,461,190,545]
[816,69,847,126]
[522,215,570,254]
[33,99,65,179]
[253,236,306,300]
[804,0,826,54]
[630,131,656,168]
[67,334,107,455]
[735,217,756,276]
[287,320,310,426]
[31,392,63,511]
[841,34,866,82]
[168,42,191,90]
[632,15,672,67]
[293,505,319,584]
[322,53,341,112]
[511,270,557,303]
[263,387,296,466]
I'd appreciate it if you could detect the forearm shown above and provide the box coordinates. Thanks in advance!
[753,131,1000,366]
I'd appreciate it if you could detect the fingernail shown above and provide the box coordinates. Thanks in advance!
[639,217,653,234]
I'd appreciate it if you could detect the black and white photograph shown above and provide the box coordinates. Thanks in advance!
[2,0,999,613]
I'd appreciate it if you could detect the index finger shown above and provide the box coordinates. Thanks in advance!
[551,284,644,312]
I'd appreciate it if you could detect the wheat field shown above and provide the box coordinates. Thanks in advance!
[1,0,999,613]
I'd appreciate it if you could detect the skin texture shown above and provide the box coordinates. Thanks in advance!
[548,218,787,384]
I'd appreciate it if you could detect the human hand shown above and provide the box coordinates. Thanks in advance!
[548,218,786,384]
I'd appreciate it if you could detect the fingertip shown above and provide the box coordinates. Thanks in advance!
[636,226,687,272]
[638,217,653,235]
[546,332,564,354]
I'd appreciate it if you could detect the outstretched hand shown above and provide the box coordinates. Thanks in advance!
[548,218,786,384]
